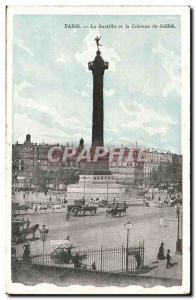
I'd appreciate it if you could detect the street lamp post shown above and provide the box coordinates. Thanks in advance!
[106,178,108,202]
[83,176,86,200]
[39,225,48,264]
[124,222,134,271]
[176,204,182,254]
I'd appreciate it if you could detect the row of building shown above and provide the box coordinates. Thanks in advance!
[12,134,182,189]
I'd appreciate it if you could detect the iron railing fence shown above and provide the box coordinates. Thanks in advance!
[15,242,144,273]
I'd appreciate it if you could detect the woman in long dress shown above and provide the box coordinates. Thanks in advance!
[157,242,165,260]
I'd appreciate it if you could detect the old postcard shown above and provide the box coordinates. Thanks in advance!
[6,6,190,295]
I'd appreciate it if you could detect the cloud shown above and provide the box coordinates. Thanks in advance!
[116,40,180,99]
[105,124,119,134]
[104,89,115,97]
[152,44,180,97]
[14,37,34,57]
[13,112,90,145]
[13,82,90,136]
[57,52,67,64]
[120,101,177,136]
[75,30,121,72]
[73,89,90,98]
[14,80,35,96]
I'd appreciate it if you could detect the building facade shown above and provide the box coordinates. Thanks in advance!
[12,135,182,190]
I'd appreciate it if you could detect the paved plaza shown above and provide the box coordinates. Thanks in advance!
[14,202,182,281]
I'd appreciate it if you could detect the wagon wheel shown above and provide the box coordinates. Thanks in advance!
[81,207,86,215]
[71,207,79,216]
[111,210,118,217]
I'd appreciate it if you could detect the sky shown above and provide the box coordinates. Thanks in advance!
[12,14,181,153]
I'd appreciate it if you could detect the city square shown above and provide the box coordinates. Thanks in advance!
[13,190,182,282]
[9,11,186,292]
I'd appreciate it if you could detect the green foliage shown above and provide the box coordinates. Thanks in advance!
[34,167,80,190]
[150,162,182,189]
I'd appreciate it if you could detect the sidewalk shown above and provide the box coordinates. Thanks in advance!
[12,263,181,287]
[138,254,182,281]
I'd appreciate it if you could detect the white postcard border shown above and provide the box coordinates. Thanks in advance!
[6,5,190,295]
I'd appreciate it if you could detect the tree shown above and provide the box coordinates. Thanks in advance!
[150,162,182,190]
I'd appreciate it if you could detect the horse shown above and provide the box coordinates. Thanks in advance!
[106,205,127,217]
[16,204,31,215]
[98,200,108,208]
[52,204,63,210]
[81,206,97,215]
[22,224,39,240]
[39,205,51,212]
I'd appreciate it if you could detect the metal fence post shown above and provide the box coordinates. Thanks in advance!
[121,246,124,272]
[100,246,103,272]
[139,242,141,270]
[142,241,145,267]
[125,227,130,272]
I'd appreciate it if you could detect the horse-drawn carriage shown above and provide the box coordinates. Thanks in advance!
[12,219,39,243]
[50,241,87,268]
[67,199,97,217]
[98,199,108,208]
[106,202,127,217]
[50,247,87,267]
[12,202,33,216]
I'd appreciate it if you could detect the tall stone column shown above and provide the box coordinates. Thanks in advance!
[88,50,108,147]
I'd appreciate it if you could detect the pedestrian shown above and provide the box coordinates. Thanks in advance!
[26,218,30,229]
[115,199,118,209]
[82,197,85,205]
[135,253,142,269]
[157,242,165,260]
[21,218,25,230]
[91,261,96,270]
[64,236,72,257]
[166,249,172,268]
[73,253,82,269]
[159,216,164,227]
[33,204,39,214]
[158,196,162,207]
[22,241,31,261]
[66,211,70,221]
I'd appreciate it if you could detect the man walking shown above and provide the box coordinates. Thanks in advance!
[26,218,30,229]
[64,236,73,258]
[166,249,172,268]
[159,216,164,227]
[33,204,39,214]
